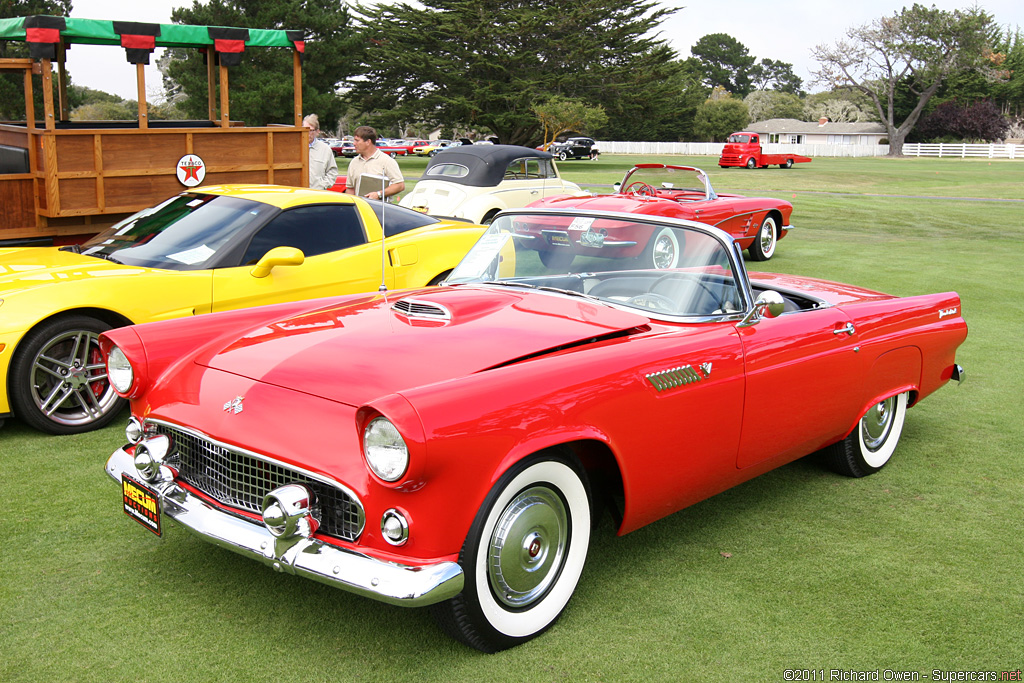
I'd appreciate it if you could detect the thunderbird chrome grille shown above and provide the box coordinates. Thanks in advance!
[151,422,364,541]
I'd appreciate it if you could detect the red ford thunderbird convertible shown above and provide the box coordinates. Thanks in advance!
[529,164,793,261]
[102,208,966,652]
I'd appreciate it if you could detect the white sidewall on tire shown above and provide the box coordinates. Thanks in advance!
[759,217,777,259]
[650,227,680,269]
[473,460,590,639]
[859,392,908,469]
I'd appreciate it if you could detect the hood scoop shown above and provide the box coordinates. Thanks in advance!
[392,297,452,321]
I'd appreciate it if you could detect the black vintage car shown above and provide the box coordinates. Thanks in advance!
[549,136,599,160]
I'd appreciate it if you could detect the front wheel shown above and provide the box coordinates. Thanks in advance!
[745,157,756,169]
[825,392,909,477]
[747,215,777,261]
[432,455,592,652]
[9,315,124,434]
[558,151,568,161]
[389,151,398,158]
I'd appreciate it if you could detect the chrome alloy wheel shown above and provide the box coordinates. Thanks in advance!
[488,486,569,608]
[28,328,119,428]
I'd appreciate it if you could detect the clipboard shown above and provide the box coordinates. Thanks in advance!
[358,173,391,199]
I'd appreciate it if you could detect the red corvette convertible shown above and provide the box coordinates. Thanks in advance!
[530,164,792,261]
[102,208,966,652]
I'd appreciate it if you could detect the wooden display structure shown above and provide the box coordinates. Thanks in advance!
[0,17,309,245]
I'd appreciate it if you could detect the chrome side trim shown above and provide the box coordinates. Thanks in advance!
[105,447,464,607]
[646,365,705,391]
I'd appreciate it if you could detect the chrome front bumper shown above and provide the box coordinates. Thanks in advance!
[105,446,464,607]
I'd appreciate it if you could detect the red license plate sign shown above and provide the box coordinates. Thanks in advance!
[121,474,162,536]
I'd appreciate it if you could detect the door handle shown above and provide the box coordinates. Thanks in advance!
[833,322,856,336]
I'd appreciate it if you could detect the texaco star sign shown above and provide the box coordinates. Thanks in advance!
[176,154,206,187]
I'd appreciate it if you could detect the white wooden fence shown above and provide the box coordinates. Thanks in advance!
[901,142,1024,159]
[597,140,1024,159]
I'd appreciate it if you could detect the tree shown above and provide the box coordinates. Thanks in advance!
[916,99,1009,141]
[692,95,748,142]
[750,58,804,95]
[0,0,73,120]
[347,0,683,146]
[812,4,998,156]
[533,96,608,147]
[744,90,803,123]
[690,33,757,97]
[159,0,362,127]
[803,90,878,123]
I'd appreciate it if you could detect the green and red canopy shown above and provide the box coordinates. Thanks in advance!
[0,15,303,65]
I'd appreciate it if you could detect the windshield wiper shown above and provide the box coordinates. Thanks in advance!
[58,244,81,253]
[86,251,125,265]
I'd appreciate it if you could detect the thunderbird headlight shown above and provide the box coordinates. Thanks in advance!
[363,417,409,482]
[107,345,134,394]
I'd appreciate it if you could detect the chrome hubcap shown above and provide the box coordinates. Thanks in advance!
[652,234,677,269]
[862,397,896,452]
[760,221,775,254]
[488,486,568,608]
[30,330,118,427]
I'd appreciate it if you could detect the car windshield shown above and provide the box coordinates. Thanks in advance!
[618,165,713,201]
[447,211,745,319]
[78,193,270,270]
[727,134,751,143]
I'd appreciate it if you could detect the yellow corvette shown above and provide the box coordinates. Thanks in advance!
[0,185,486,434]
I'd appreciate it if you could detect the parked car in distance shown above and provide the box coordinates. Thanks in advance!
[548,136,599,160]
[399,145,586,224]
[0,185,485,434]
[529,164,792,261]
[101,206,967,652]
[376,141,409,158]
[331,141,357,157]
[414,140,452,156]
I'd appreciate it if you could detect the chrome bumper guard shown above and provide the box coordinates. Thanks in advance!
[105,446,464,607]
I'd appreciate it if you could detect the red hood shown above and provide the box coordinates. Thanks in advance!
[199,286,649,406]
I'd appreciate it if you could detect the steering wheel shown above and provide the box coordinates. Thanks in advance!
[624,181,656,197]
[626,292,676,312]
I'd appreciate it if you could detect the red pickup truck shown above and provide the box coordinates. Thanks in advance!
[719,132,812,169]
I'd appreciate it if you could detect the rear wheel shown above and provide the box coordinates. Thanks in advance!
[825,392,909,477]
[432,454,592,652]
[642,227,681,269]
[783,159,794,169]
[747,215,777,261]
[9,315,124,434]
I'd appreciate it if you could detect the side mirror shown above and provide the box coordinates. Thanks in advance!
[250,246,305,278]
[737,290,785,328]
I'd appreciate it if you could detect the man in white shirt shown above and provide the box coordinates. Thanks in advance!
[345,125,405,201]
[303,113,339,190]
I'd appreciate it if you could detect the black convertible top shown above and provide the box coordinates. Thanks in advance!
[422,145,554,187]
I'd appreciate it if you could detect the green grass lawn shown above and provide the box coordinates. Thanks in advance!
[3,156,1022,682]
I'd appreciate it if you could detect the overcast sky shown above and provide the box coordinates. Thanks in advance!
[66,0,1024,101]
